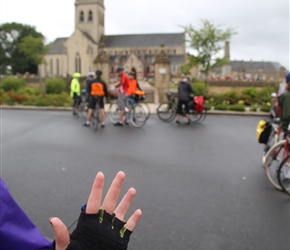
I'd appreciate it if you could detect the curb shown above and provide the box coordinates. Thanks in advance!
[0,104,269,117]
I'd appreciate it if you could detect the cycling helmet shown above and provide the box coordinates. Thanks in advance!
[271,92,277,98]
[73,72,81,78]
[128,71,135,76]
[285,73,290,83]
[116,66,124,72]
[96,69,102,76]
[88,72,94,77]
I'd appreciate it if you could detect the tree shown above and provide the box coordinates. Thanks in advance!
[180,19,237,80]
[0,22,46,74]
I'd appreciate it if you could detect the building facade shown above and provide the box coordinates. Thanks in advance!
[39,0,186,79]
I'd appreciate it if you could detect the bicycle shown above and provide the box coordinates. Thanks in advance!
[262,118,281,163]
[108,96,147,128]
[91,96,102,131]
[156,92,206,123]
[263,126,290,191]
[77,89,89,119]
[277,130,290,195]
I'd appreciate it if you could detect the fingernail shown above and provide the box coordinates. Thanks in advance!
[49,217,54,225]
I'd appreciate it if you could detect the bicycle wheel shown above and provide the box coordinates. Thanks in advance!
[108,101,120,124]
[263,139,286,190]
[78,101,88,119]
[92,109,100,131]
[198,105,208,123]
[188,101,203,123]
[157,102,176,122]
[140,102,151,120]
[130,104,147,128]
[278,154,290,195]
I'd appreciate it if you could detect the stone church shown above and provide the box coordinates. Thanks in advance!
[39,0,186,80]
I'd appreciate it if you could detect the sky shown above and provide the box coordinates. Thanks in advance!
[0,0,289,70]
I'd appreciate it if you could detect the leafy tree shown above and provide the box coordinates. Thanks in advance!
[0,22,46,74]
[180,19,237,80]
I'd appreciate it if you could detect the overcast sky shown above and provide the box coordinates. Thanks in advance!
[0,0,289,69]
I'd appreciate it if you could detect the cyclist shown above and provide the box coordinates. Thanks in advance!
[127,71,143,107]
[114,66,129,126]
[176,76,193,125]
[86,71,94,91]
[83,69,108,128]
[278,73,290,139]
[70,72,81,115]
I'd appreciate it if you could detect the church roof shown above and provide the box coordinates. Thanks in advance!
[103,33,185,48]
[169,55,186,65]
[47,38,68,54]
[231,60,287,72]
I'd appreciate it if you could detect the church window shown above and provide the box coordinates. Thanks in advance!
[50,59,53,75]
[111,67,114,73]
[149,50,151,55]
[80,11,84,22]
[75,54,81,73]
[173,49,176,54]
[88,11,93,21]
[56,59,59,76]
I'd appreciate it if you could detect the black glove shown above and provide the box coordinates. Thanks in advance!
[50,206,132,250]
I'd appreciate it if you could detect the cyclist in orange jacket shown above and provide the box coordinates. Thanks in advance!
[127,71,143,107]
[83,70,108,128]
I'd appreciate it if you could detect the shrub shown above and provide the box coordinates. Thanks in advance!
[257,86,276,103]
[45,77,66,94]
[223,91,240,104]
[214,104,228,110]
[250,104,259,112]
[260,104,271,112]
[16,86,41,96]
[192,81,208,96]
[242,87,257,98]
[207,94,224,106]
[228,104,246,112]
[35,96,51,106]
[1,77,26,91]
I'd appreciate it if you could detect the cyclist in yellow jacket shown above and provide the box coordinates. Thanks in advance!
[70,72,81,115]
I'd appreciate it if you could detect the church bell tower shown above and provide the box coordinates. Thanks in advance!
[74,0,104,43]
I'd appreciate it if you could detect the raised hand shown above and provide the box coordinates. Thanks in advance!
[49,171,142,250]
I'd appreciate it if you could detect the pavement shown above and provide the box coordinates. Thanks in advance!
[0,104,270,116]
[2,110,289,250]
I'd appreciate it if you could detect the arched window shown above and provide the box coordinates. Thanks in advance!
[75,53,81,73]
[80,11,84,22]
[88,11,93,21]
[56,59,59,76]
[50,59,53,75]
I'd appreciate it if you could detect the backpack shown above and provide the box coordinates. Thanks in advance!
[256,120,272,144]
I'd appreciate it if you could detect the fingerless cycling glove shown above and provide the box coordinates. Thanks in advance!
[51,205,132,250]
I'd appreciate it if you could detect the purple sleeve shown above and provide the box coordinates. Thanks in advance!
[0,178,52,250]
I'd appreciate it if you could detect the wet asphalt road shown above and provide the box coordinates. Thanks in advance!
[1,110,289,250]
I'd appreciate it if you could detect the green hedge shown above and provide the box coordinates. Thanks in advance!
[228,104,246,112]
[1,77,26,91]
[45,77,66,94]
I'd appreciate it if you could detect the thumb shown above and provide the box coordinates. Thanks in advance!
[50,217,70,250]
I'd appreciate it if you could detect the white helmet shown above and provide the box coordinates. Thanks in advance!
[88,72,94,77]
[271,92,277,98]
